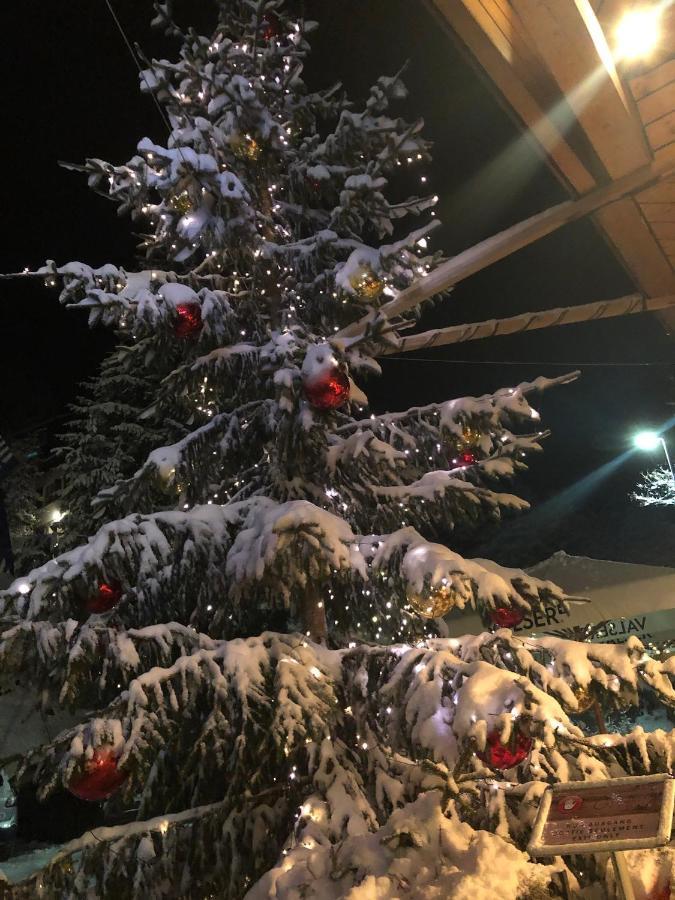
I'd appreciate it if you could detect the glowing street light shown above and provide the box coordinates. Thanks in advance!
[634,430,661,451]
[614,6,662,62]
[634,430,675,485]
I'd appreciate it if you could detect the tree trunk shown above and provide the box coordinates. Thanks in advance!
[297,588,328,643]
[592,699,607,734]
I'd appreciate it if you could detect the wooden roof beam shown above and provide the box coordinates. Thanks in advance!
[336,155,675,341]
[381,293,675,355]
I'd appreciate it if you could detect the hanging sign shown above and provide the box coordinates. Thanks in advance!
[528,774,675,857]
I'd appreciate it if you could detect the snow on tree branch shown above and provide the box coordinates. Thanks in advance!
[2,503,574,647]
[632,466,675,507]
[6,633,673,898]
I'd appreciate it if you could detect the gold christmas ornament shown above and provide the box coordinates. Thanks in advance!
[168,189,194,216]
[569,684,594,714]
[446,424,483,468]
[459,425,482,449]
[406,583,458,618]
[349,264,384,300]
[231,134,262,161]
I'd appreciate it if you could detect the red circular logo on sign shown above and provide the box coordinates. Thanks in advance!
[557,795,583,814]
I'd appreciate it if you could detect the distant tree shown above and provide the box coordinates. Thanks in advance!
[53,344,174,552]
[632,466,675,507]
[1,434,53,573]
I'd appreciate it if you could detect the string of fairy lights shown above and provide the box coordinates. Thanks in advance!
[28,0,448,603]
[8,9,446,870]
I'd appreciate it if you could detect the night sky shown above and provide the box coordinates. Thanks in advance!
[2,0,675,565]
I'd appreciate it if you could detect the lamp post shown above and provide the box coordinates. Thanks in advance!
[633,430,675,486]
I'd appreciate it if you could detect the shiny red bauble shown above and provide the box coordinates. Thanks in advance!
[304,368,350,410]
[174,302,202,338]
[260,13,281,41]
[489,606,525,629]
[459,450,477,466]
[85,580,123,614]
[68,748,127,802]
[481,728,532,770]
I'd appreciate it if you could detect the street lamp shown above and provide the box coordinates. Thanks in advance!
[614,6,662,62]
[633,430,675,485]
[634,430,661,451]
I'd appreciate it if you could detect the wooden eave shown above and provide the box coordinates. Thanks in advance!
[427,0,675,330]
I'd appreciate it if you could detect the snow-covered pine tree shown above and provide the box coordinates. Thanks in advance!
[1,2,674,897]
[633,466,675,508]
[54,339,180,553]
[0,433,52,573]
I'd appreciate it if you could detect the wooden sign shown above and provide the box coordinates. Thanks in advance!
[528,774,675,857]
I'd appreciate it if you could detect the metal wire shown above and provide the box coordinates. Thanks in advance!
[102,0,173,133]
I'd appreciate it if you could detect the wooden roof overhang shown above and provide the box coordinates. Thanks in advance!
[425,0,675,329]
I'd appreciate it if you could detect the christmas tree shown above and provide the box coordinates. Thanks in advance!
[2,2,674,897]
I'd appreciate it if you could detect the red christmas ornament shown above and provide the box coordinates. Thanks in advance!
[304,368,350,410]
[260,13,281,41]
[459,450,477,466]
[85,580,123,614]
[556,795,583,815]
[174,302,202,338]
[489,606,525,629]
[68,748,127,802]
[481,728,532,770]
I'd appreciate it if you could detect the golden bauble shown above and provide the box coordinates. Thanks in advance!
[406,583,458,618]
[168,189,194,216]
[569,684,594,714]
[231,134,262,161]
[460,425,482,449]
[349,264,384,300]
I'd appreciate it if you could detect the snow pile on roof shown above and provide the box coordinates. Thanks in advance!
[528,550,675,593]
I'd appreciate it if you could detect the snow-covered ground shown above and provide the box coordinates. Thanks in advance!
[0,844,61,884]
[0,688,81,760]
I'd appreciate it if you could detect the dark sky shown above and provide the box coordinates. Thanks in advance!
[2,0,675,564]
